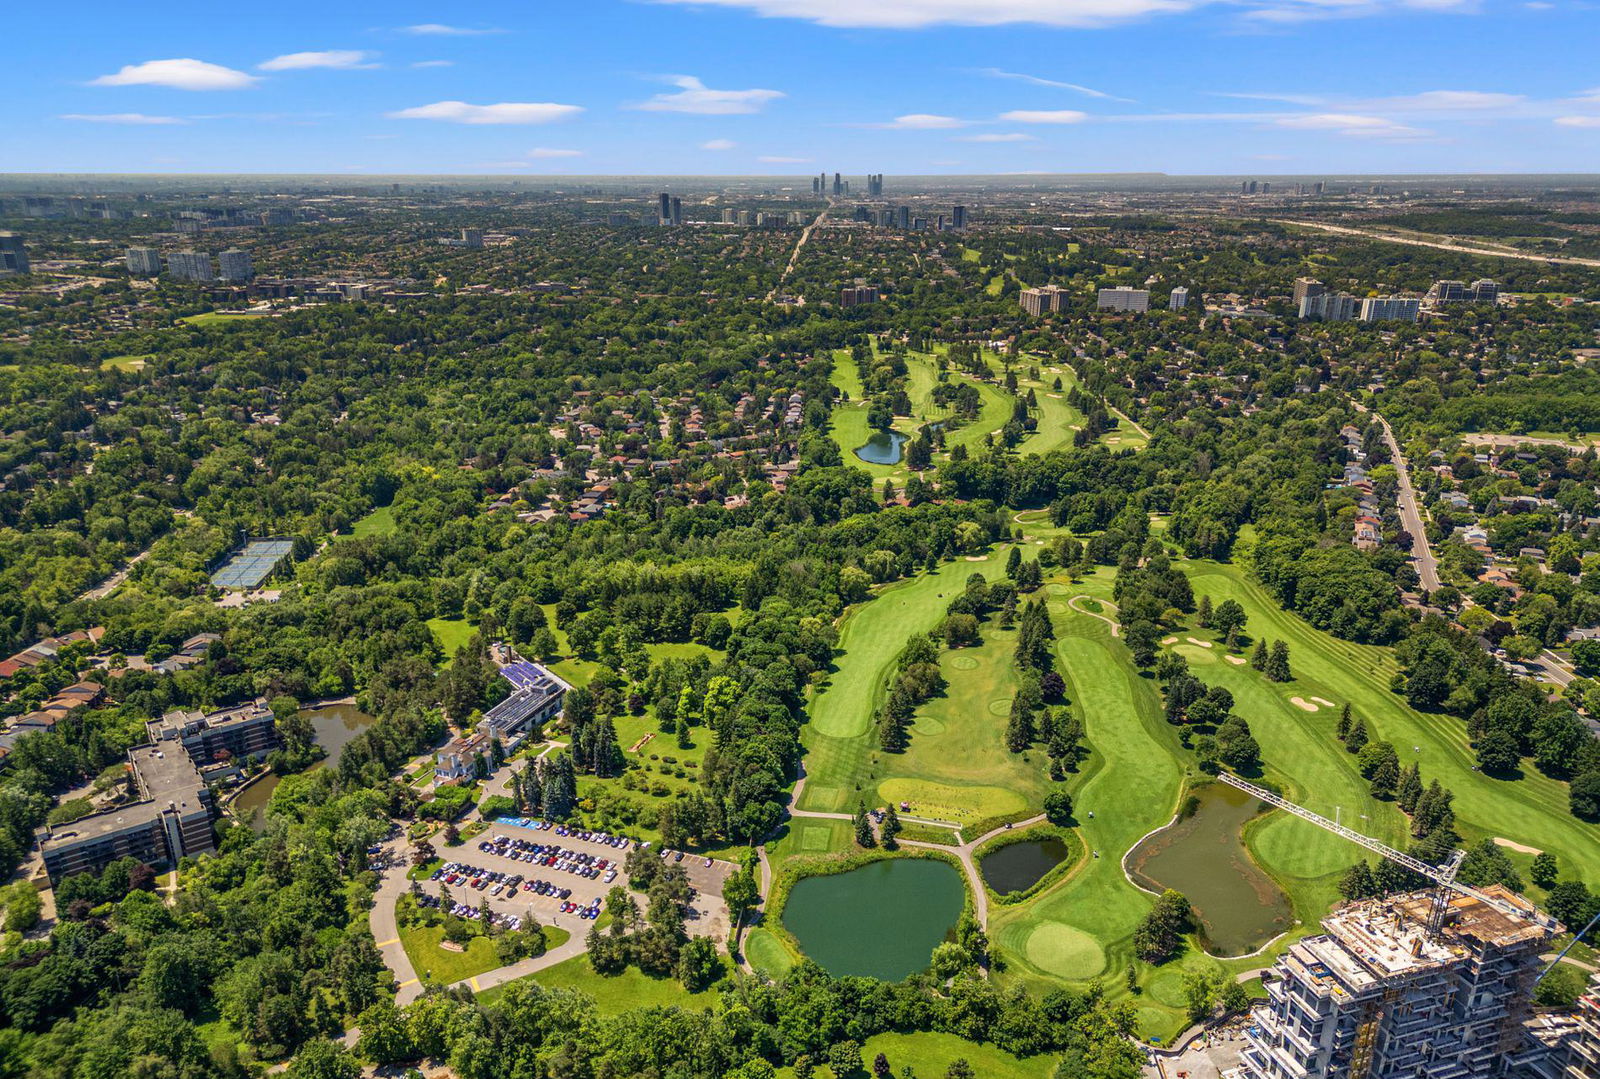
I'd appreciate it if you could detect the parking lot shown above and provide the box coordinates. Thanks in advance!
[420,819,738,942]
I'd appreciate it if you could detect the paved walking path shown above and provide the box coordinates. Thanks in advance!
[1067,595,1121,637]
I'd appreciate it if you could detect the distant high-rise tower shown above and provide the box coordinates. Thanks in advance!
[125,247,162,276]
[812,177,821,196]
[832,172,842,197]
[866,174,884,197]
[461,228,484,249]
[1168,286,1189,311]
[670,197,682,226]
[167,250,214,283]
[218,248,254,282]
[952,205,968,230]
[1313,181,1325,195]
[895,206,910,229]
[0,232,29,276]
[657,192,671,226]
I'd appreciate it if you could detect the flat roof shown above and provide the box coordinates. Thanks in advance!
[210,538,294,590]
[40,745,206,852]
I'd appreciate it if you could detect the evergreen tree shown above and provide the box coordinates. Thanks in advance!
[1339,861,1378,900]
[1196,595,1212,628]
[541,751,578,819]
[1250,639,1268,671]
[1346,717,1369,754]
[1336,704,1352,742]
[1370,756,1399,799]
[1265,641,1292,682]
[880,805,901,849]
[1396,762,1423,813]
[854,800,876,848]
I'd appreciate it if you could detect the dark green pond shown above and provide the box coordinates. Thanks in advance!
[782,858,965,979]
[854,430,908,465]
[1126,781,1292,956]
[233,704,377,829]
[981,837,1071,894]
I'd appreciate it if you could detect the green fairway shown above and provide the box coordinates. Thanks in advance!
[799,547,1012,815]
[351,504,397,537]
[179,311,269,326]
[426,617,476,659]
[876,617,1054,824]
[100,353,152,372]
[1017,362,1085,457]
[988,566,1192,1035]
[776,1031,1055,1079]
[1187,555,1600,890]
[478,951,724,1013]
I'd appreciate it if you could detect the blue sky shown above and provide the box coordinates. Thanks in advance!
[4,0,1598,174]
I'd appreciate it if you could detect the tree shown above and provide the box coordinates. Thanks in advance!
[1264,641,1292,683]
[829,1039,863,1078]
[1219,980,1251,1016]
[1345,717,1369,754]
[677,935,722,990]
[724,869,759,928]
[854,800,876,848]
[880,804,901,849]
[1249,639,1268,671]
[1183,969,1221,1024]
[1568,770,1600,820]
[873,1053,893,1078]
[1212,599,1246,640]
[1132,889,1192,963]
[1396,762,1423,813]
[1043,790,1073,825]
[1336,705,1352,741]
[945,1062,974,1079]
[1475,730,1521,776]
[1531,852,1559,889]
[284,1039,360,1079]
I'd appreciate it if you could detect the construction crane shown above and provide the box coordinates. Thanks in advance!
[1215,772,1559,935]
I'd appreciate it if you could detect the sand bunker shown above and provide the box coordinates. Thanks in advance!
[1161,637,1179,646]
[1290,697,1319,712]
[1225,655,1246,665]
[1311,697,1335,708]
[1186,637,1213,648]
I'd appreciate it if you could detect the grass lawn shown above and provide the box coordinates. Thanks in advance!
[877,618,1054,824]
[477,951,726,1013]
[1016,363,1085,457]
[989,566,1191,1037]
[1187,551,1599,890]
[426,617,476,660]
[352,504,397,537]
[775,1032,1055,1079]
[179,311,269,326]
[398,923,569,985]
[744,926,797,978]
[100,353,152,372]
[798,546,1013,817]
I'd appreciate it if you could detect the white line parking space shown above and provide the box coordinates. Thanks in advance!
[416,818,738,943]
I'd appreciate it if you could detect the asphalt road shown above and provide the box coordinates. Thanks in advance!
[1367,408,1441,593]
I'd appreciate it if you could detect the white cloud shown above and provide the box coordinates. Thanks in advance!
[1556,116,1600,127]
[1275,112,1427,137]
[956,132,1037,142]
[1000,109,1089,124]
[527,147,582,157]
[259,50,379,71]
[91,58,258,91]
[386,101,584,124]
[411,60,454,68]
[864,113,969,129]
[758,155,810,162]
[1377,90,1523,110]
[649,0,1199,27]
[399,24,504,35]
[635,76,784,115]
[700,138,737,150]
[972,68,1131,101]
[61,112,185,125]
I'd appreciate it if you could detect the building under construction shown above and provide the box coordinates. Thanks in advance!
[1234,884,1556,1079]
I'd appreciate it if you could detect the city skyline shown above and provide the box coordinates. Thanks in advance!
[4,0,1598,175]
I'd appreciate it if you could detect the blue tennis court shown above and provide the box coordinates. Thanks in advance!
[210,538,294,590]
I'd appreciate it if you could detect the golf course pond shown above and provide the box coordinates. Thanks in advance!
[1125,781,1292,956]
[782,858,965,979]
[232,703,377,829]
[980,835,1073,895]
[854,429,908,465]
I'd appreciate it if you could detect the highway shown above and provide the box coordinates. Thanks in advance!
[1275,219,1600,269]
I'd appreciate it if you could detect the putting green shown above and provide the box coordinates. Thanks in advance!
[1174,644,1218,665]
[1147,970,1190,1009]
[745,929,796,979]
[799,824,835,850]
[912,715,948,735]
[1023,922,1106,980]
[987,697,1013,717]
[1249,811,1353,880]
[1046,583,1071,595]
[950,655,980,671]
[877,778,1028,823]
